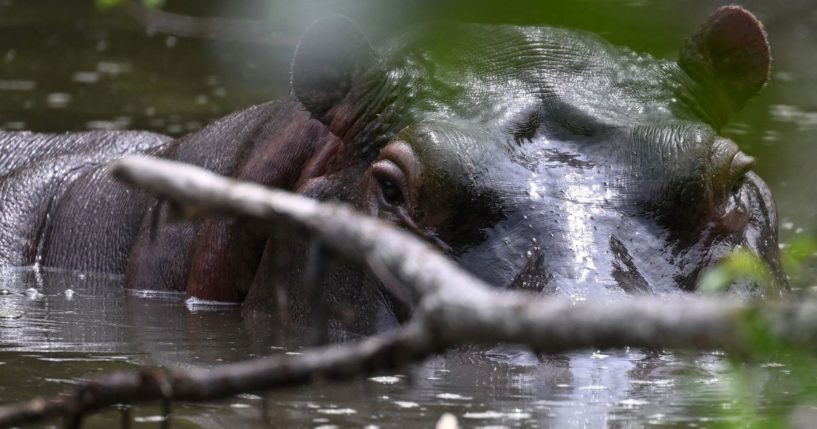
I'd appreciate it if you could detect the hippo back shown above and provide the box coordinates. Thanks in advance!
[0,130,171,271]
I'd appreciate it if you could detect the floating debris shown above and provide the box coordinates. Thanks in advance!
[369,376,401,385]
[463,410,531,420]
[436,393,473,401]
[317,408,357,415]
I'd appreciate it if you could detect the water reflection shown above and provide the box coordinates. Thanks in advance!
[0,268,795,427]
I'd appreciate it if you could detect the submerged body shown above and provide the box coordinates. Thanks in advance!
[0,6,785,334]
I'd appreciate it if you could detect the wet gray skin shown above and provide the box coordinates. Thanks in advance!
[268,8,786,331]
[0,7,787,337]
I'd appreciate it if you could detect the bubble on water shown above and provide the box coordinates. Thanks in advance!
[133,415,166,423]
[97,61,131,75]
[184,297,240,312]
[86,117,131,131]
[369,376,401,384]
[631,379,674,386]
[436,393,473,400]
[770,105,817,129]
[2,121,25,130]
[620,399,649,408]
[463,410,531,420]
[578,385,608,391]
[590,351,609,359]
[317,408,357,415]
[166,124,183,134]
[0,80,35,91]
[72,71,99,83]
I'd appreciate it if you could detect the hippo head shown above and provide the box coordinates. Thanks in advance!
[255,7,785,333]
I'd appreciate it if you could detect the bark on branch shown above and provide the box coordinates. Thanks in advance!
[0,155,813,427]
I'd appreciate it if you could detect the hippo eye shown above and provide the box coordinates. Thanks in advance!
[372,159,408,207]
[379,177,404,205]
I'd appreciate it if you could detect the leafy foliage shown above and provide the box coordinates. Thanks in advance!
[697,235,817,428]
[95,0,166,10]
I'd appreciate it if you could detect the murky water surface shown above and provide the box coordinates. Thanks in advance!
[0,268,800,428]
[1,0,816,427]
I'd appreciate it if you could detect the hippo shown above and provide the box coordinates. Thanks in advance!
[0,6,785,334]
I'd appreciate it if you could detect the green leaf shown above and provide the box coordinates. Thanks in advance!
[698,266,734,295]
[697,248,773,295]
[96,0,123,10]
[142,0,166,8]
[781,235,817,276]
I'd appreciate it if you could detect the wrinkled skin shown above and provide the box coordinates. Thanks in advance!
[0,6,786,336]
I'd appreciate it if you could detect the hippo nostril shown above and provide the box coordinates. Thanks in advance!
[711,139,755,196]
[730,151,755,178]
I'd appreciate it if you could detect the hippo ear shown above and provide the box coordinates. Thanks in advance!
[291,16,378,121]
[679,6,771,110]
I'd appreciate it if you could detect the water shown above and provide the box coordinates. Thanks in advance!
[1,0,816,427]
[0,269,799,428]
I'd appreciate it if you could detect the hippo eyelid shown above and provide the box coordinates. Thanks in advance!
[374,140,423,206]
[372,160,409,206]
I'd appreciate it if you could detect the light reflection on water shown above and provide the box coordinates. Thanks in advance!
[0,268,796,428]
